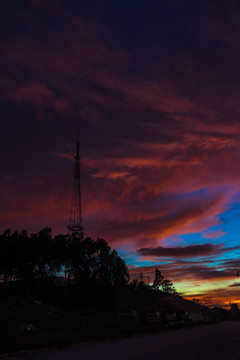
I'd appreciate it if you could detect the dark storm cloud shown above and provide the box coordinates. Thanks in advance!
[182,266,236,280]
[129,262,236,283]
[222,259,240,268]
[228,283,240,287]
[137,243,221,258]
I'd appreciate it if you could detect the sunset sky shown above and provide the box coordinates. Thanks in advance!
[1,0,240,307]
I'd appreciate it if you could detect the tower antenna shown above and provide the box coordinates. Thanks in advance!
[68,133,84,238]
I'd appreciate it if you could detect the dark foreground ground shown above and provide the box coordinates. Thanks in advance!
[4,321,240,360]
[1,294,222,355]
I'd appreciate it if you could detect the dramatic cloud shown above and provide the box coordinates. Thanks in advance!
[129,262,237,284]
[228,283,240,287]
[1,0,240,307]
[137,244,221,258]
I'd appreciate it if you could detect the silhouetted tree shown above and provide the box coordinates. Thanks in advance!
[68,236,129,287]
[128,279,150,292]
[152,268,164,290]
[0,228,129,307]
[129,279,139,290]
[202,296,213,308]
[151,268,178,295]
[161,279,177,295]
[53,233,70,298]
[0,229,13,281]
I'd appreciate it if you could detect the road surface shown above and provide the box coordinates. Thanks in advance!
[6,321,240,360]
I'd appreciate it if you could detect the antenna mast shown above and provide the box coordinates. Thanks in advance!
[68,133,84,238]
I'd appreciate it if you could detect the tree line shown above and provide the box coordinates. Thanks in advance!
[0,228,178,308]
[130,268,178,295]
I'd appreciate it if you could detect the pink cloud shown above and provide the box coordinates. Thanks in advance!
[2,6,240,260]
[203,230,227,239]
[92,171,130,180]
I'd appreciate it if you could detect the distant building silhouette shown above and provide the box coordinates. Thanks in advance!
[68,135,84,238]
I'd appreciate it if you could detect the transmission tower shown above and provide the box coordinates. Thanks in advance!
[67,136,84,238]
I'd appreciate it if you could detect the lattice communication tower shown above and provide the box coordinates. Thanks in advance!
[68,137,84,238]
